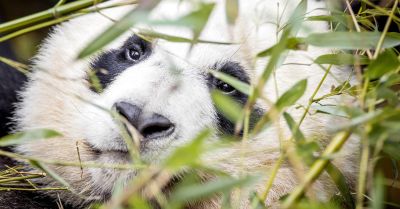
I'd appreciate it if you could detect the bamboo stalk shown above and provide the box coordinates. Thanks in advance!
[0,150,145,170]
[0,0,105,34]
[281,131,352,209]
[0,174,45,184]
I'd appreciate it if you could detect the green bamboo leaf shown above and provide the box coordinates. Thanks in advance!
[170,175,258,203]
[172,2,214,39]
[315,54,370,65]
[276,79,307,110]
[138,29,234,45]
[311,105,349,118]
[0,129,62,147]
[326,163,355,209]
[211,90,243,122]
[29,160,71,189]
[257,38,306,57]
[294,200,342,209]
[287,0,307,36]
[225,0,238,25]
[164,129,211,170]
[150,2,215,41]
[78,0,160,59]
[304,32,400,49]
[283,112,305,142]
[366,49,400,79]
[210,70,251,95]
[333,110,390,131]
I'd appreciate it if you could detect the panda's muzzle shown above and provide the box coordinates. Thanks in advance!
[114,101,175,140]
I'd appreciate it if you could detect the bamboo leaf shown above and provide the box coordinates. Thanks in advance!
[283,112,305,142]
[225,0,238,25]
[29,160,71,189]
[164,129,211,170]
[366,49,400,79]
[312,105,349,118]
[150,2,215,41]
[304,32,400,49]
[0,129,62,147]
[138,29,234,45]
[170,175,258,203]
[315,54,370,65]
[210,70,251,95]
[326,163,355,209]
[78,0,160,58]
[211,90,243,122]
[276,79,307,110]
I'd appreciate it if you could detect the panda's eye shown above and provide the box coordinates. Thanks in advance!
[125,46,143,61]
[216,79,236,94]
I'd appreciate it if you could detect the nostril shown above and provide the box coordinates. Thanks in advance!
[141,123,174,139]
[139,114,174,139]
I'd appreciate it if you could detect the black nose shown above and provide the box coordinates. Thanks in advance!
[114,101,175,139]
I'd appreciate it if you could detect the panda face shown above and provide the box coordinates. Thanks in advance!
[14,0,357,206]
[21,5,261,200]
[76,33,256,157]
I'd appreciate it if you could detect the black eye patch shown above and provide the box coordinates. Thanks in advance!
[208,61,250,102]
[89,34,152,91]
[208,61,263,136]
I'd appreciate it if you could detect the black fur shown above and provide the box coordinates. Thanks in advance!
[0,42,27,170]
[0,52,26,137]
[0,44,62,209]
[208,61,263,135]
[90,34,152,91]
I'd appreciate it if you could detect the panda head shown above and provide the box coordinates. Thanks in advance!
[14,0,341,206]
[14,0,269,205]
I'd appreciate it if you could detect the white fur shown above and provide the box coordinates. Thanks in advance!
[14,0,358,207]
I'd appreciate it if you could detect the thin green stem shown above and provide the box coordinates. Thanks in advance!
[0,150,145,170]
[0,56,29,74]
[297,64,332,126]
[373,0,398,59]
[260,154,285,202]
[0,174,45,184]
[0,187,67,191]
[356,131,370,209]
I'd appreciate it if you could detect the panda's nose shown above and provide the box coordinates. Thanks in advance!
[114,101,175,139]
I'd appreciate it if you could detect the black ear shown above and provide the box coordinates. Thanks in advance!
[0,43,27,137]
[0,39,27,172]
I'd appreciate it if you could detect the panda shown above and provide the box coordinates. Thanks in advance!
[0,0,358,208]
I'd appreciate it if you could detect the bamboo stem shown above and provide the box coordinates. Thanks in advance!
[0,174,45,184]
[281,131,352,209]
[0,150,145,170]
[0,0,104,34]
[373,0,398,59]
